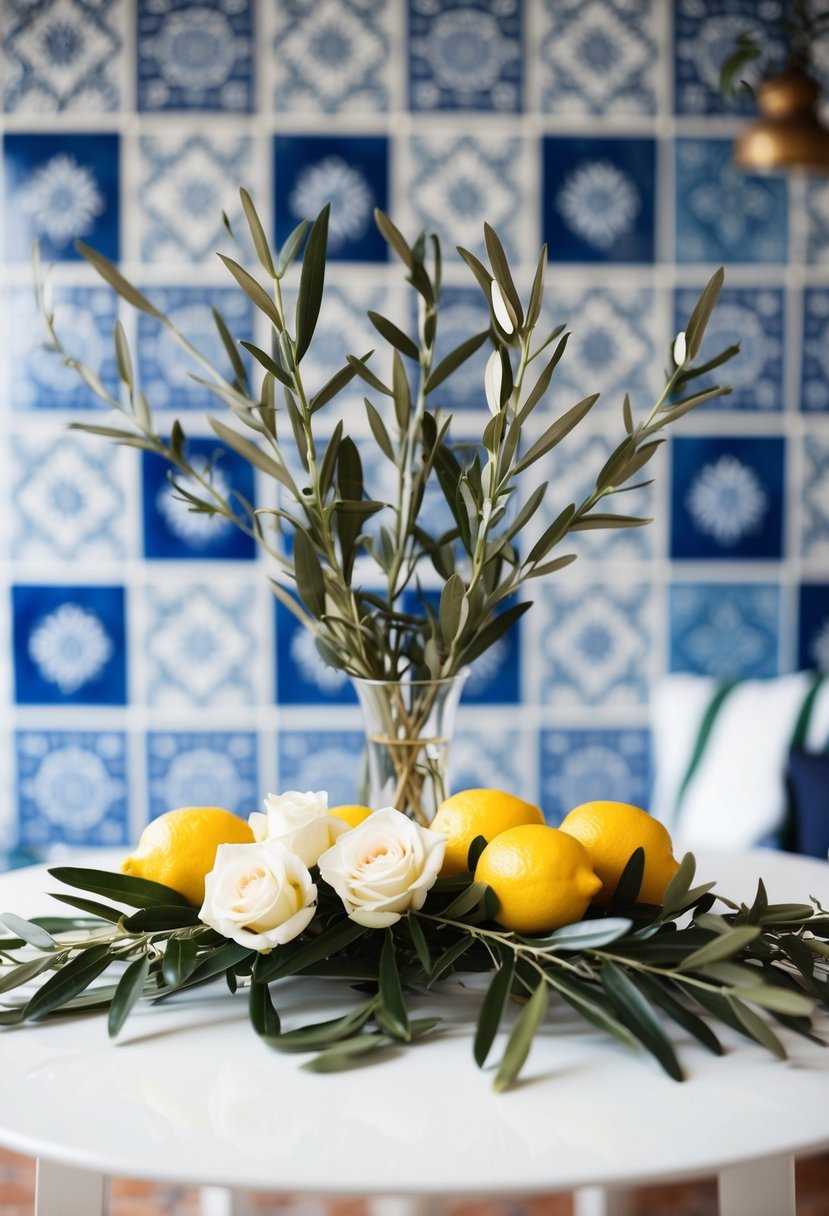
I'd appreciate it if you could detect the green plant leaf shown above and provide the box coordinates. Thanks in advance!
[24,944,113,1021]
[377,929,410,1041]
[48,892,126,924]
[364,398,396,462]
[48,867,191,910]
[367,311,419,360]
[493,979,548,1092]
[407,915,432,974]
[601,962,683,1081]
[249,980,281,1037]
[424,331,489,395]
[295,204,330,363]
[218,255,282,330]
[570,513,651,532]
[610,848,645,908]
[727,994,787,1060]
[302,1032,393,1073]
[108,954,150,1038]
[739,986,815,1017]
[240,187,276,278]
[374,209,413,268]
[207,417,297,493]
[264,1001,376,1051]
[310,352,372,413]
[277,219,309,275]
[632,972,723,1056]
[524,917,634,952]
[685,267,725,361]
[661,853,696,917]
[429,936,475,985]
[484,222,523,328]
[292,529,326,619]
[76,242,163,316]
[474,948,515,1068]
[526,245,547,331]
[679,926,762,972]
[0,914,55,950]
[256,920,366,982]
[122,906,201,932]
[391,351,411,432]
[441,882,489,920]
[457,246,493,296]
[156,943,253,999]
[439,572,467,645]
[238,341,293,388]
[212,306,249,390]
[546,971,639,1052]
[161,937,198,988]
[466,835,488,872]
[460,602,532,665]
[514,394,599,474]
[0,955,55,996]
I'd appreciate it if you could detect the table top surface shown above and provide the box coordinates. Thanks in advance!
[1,848,829,1196]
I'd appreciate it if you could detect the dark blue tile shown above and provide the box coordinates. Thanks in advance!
[542,136,655,263]
[273,135,389,262]
[275,601,356,706]
[408,0,522,112]
[141,438,256,560]
[670,436,785,560]
[539,728,651,823]
[147,731,259,820]
[797,584,829,672]
[674,0,786,116]
[669,583,780,678]
[12,584,126,705]
[15,730,129,848]
[137,0,255,112]
[3,132,119,262]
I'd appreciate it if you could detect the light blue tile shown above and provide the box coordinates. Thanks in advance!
[538,0,657,115]
[802,288,829,411]
[675,139,788,264]
[804,179,829,267]
[674,0,786,116]
[674,286,784,411]
[137,0,254,112]
[3,0,124,112]
[278,730,364,806]
[408,0,522,113]
[147,731,258,820]
[535,582,654,707]
[451,727,530,799]
[145,583,260,707]
[540,729,651,823]
[800,432,829,560]
[272,0,390,114]
[9,434,128,560]
[669,583,781,678]
[16,730,128,847]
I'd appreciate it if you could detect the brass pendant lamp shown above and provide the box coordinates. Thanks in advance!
[733,61,829,174]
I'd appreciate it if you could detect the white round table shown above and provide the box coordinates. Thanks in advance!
[1,849,828,1216]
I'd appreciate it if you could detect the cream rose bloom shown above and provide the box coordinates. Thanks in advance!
[199,840,317,951]
[248,790,347,867]
[318,807,445,929]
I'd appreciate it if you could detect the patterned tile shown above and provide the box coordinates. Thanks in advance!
[675,139,788,264]
[144,583,261,707]
[4,284,118,411]
[804,178,829,267]
[137,0,254,112]
[273,135,388,263]
[800,432,829,560]
[534,582,654,707]
[408,0,522,112]
[137,287,254,411]
[669,582,781,679]
[275,601,356,706]
[141,438,256,561]
[670,436,785,560]
[450,727,531,800]
[797,584,829,672]
[278,730,364,806]
[15,730,128,847]
[674,0,786,116]
[137,132,253,263]
[271,0,390,114]
[540,729,651,824]
[147,731,258,820]
[12,584,126,704]
[406,135,528,264]
[674,286,784,411]
[538,0,657,115]
[3,0,123,113]
[9,433,129,560]
[542,137,656,263]
[802,288,829,411]
[3,132,119,261]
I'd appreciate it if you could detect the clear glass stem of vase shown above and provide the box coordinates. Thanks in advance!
[350,673,469,826]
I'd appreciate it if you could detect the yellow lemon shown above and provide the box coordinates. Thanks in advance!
[474,825,601,933]
[329,804,374,829]
[122,806,254,907]
[431,788,545,876]
[559,800,680,909]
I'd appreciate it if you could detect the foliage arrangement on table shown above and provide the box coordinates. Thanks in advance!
[35,198,737,822]
[1,792,827,1092]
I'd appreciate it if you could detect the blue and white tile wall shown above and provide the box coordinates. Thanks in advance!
[0,0,827,853]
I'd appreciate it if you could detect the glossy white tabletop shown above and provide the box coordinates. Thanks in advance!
[1,849,828,1197]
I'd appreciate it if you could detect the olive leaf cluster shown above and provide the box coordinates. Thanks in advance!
[1,854,827,1091]
[36,194,735,681]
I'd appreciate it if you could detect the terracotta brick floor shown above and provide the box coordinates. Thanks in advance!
[2,1148,829,1215]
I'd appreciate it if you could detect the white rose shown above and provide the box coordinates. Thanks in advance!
[318,807,445,929]
[248,790,347,867]
[199,840,317,952]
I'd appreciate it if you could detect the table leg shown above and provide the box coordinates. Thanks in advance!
[199,1187,250,1216]
[368,1197,436,1216]
[718,1155,795,1216]
[573,1186,632,1216]
[35,1159,105,1216]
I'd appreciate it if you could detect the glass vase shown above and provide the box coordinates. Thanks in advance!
[350,672,470,826]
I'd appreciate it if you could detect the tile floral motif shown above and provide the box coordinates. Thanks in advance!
[804,179,829,267]
[12,584,126,704]
[4,285,118,410]
[278,730,364,807]
[273,135,388,262]
[275,601,356,706]
[674,286,784,411]
[15,730,128,847]
[671,436,785,560]
[675,139,788,264]
[533,582,654,707]
[540,729,651,824]
[147,732,258,820]
[451,727,532,802]
[674,0,786,115]
[9,434,128,560]
[141,438,256,561]
[137,0,253,112]
[669,583,780,678]
[800,433,829,559]
[271,0,390,113]
[3,132,119,261]
[137,287,253,411]
[542,137,656,263]
[144,583,261,707]
[408,0,522,112]
[406,135,527,264]
[3,0,124,112]
[538,0,657,115]
[802,289,829,411]
[137,132,253,263]
[797,584,829,672]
